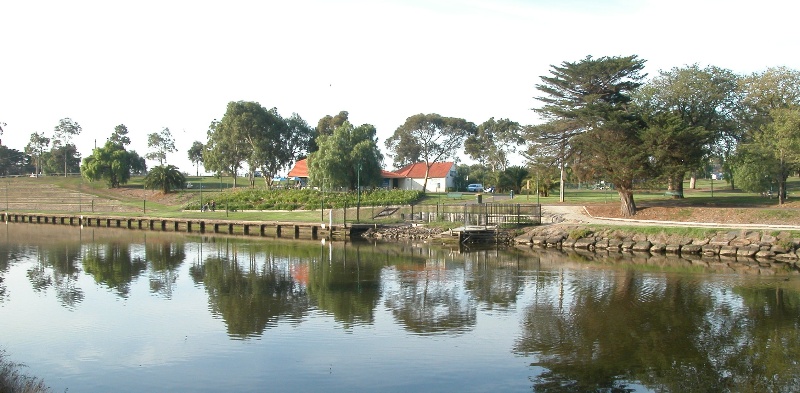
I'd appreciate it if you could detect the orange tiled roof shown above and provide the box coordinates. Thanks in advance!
[394,162,454,178]
[287,158,308,177]
[287,159,453,179]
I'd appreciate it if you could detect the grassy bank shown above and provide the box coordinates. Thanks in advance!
[2,175,798,228]
[0,350,50,393]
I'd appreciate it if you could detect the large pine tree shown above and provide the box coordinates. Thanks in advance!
[534,55,649,216]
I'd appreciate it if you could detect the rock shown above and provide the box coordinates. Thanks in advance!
[702,245,720,256]
[574,238,596,249]
[756,250,776,259]
[719,246,738,257]
[665,244,681,254]
[736,246,759,258]
[546,237,563,247]
[760,234,777,246]
[650,243,666,253]
[775,253,799,261]
[682,244,702,254]
[632,241,652,252]
[730,238,752,247]
[710,233,734,246]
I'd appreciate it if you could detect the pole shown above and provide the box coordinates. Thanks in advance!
[143,185,146,214]
[357,163,361,222]
[200,176,203,211]
[711,178,714,198]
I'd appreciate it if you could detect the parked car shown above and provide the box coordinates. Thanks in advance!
[467,183,484,192]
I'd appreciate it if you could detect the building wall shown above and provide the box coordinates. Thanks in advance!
[404,177,450,192]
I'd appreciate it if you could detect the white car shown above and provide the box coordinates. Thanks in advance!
[467,183,484,192]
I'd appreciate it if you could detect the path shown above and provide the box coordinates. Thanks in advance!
[541,205,800,231]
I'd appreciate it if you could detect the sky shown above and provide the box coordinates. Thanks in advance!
[1,0,798,175]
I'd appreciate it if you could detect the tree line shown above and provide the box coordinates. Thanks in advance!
[2,55,797,216]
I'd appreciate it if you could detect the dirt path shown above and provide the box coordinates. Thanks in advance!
[542,204,800,231]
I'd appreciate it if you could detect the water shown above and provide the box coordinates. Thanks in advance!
[1,222,799,392]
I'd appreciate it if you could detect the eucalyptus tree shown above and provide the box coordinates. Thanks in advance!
[635,65,738,196]
[730,67,800,190]
[0,146,31,176]
[385,113,475,192]
[464,117,523,172]
[204,104,251,187]
[146,127,176,165]
[109,124,131,147]
[248,109,312,188]
[52,117,82,176]
[733,107,800,204]
[43,144,80,175]
[187,141,204,176]
[25,132,50,176]
[533,55,649,216]
[731,67,800,199]
[311,111,349,153]
[523,120,581,202]
[307,121,383,190]
[206,101,311,188]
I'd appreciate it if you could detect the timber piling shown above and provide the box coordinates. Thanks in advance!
[1,212,350,241]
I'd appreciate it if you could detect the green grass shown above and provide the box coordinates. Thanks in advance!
[5,175,799,226]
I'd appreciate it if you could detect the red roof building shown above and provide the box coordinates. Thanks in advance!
[287,159,456,191]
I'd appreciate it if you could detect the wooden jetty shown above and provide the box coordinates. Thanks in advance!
[444,225,512,244]
[1,212,352,241]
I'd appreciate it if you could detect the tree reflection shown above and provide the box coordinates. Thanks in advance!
[719,286,800,391]
[384,248,477,335]
[463,249,528,311]
[25,243,85,309]
[190,251,308,338]
[515,270,800,392]
[306,244,383,328]
[82,242,147,298]
[145,240,186,298]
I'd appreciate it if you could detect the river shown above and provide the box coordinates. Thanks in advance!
[1,222,798,392]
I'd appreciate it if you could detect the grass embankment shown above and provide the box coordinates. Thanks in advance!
[4,175,799,229]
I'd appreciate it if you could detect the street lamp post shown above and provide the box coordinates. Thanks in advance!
[356,163,362,222]
[711,177,714,198]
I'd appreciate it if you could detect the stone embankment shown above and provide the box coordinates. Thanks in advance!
[514,225,800,262]
[361,225,444,241]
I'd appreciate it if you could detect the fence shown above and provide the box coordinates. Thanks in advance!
[322,202,541,227]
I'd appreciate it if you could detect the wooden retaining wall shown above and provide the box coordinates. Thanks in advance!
[1,212,349,241]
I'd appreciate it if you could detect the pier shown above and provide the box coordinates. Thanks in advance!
[1,212,350,241]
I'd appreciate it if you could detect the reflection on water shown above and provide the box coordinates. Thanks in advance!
[1,223,799,392]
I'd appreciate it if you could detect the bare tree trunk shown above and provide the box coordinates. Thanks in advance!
[689,174,696,189]
[617,189,637,217]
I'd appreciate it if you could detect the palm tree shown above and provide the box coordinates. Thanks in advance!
[498,166,529,194]
[144,165,186,193]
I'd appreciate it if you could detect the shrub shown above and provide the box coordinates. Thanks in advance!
[569,228,593,240]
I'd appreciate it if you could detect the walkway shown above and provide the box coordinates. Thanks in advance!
[541,205,800,231]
